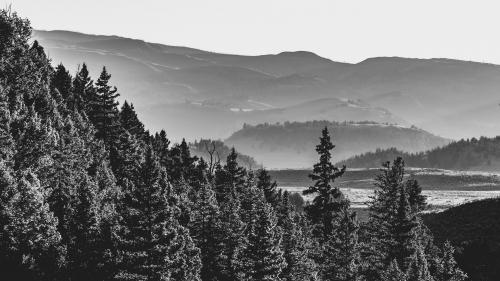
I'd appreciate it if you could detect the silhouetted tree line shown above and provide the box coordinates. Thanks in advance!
[0,9,467,281]
[190,139,260,169]
[340,136,500,170]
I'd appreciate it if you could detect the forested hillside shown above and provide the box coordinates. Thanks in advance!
[225,121,449,169]
[340,136,500,170]
[424,198,500,281]
[0,9,468,281]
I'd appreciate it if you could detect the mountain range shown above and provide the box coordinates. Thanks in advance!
[33,30,500,141]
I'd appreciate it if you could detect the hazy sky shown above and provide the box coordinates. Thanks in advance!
[4,0,500,64]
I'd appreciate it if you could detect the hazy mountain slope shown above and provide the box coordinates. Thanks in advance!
[33,30,500,140]
[224,121,449,169]
[144,98,405,140]
[339,136,500,171]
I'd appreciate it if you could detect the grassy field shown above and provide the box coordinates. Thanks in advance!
[269,168,500,190]
[270,168,500,211]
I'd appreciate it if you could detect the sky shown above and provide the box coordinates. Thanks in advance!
[4,0,500,64]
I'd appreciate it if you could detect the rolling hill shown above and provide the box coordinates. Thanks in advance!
[224,121,449,169]
[424,198,500,281]
[339,136,500,171]
[33,30,500,141]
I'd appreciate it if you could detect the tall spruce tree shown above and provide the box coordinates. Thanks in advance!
[115,147,201,281]
[303,126,346,239]
[278,193,317,281]
[67,175,105,281]
[119,101,146,141]
[436,241,467,281]
[256,168,279,207]
[381,260,407,281]
[189,184,224,281]
[2,171,65,281]
[214,148,246,203]
[321,203,361,281]
[364,157,426,280]
[244,202,286,281]
[217,196,247,280]
[51,64,72,100]
[88,67,121,146]
[406,246,434,281]
[72,63,94,112]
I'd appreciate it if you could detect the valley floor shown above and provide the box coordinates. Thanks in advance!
[272,167,500,211]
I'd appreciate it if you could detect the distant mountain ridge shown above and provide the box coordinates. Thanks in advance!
[33,30,500,140]
[339,136,500,171]
[224,121,449,169]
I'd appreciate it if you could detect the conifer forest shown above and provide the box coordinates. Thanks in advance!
[0,7,496,281]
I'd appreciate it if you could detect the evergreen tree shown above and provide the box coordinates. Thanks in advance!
[115,147,201,281]
[322,203,361,281]
[217,197,247,280]
[72,63,94,112]
[279,193,316,281]
[109,131,143,187]
[381,260,407,281]
[168,138,198,184]
[152,130,170,168]
[2,171,65,281]
[392,184,419,271]
[51,63,73,104]
[256,168,279,207]
[189,184,224,281]
[244,202,286,281]
[406,246,434,281]
[88,67,121,146]
[303,126,346,239]
[67,176,105,281]
[406,178,427,213]
[119,101,146,141]
[436,241,467,281]
[214,148,246,203]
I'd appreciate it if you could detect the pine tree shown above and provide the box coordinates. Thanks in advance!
[406,178,427,213]
[11,107,57,174]
[321,203,361,281]
[406,246,434,281]
[217,196,247,280]
[214,148,247,203]
[244,202,286,281]
[188,184,224,281]
[364,158,424,275]
[88,67,121,146]
[67,175,105,281]
[436,241,467,281]
[279,193,316,281]
[152,130,170,168]
[392,184,419,271]
[2,171,65,281]
[168,138,198,184]
[115,147,201,281]
[119,101,146,141]
[0,93,14,163]
[256,168,279,206]
[51,63,73,104]
[72,63,94,112]
[381,260,407,281]
[303,126,346,239]
[109,131,143,186]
